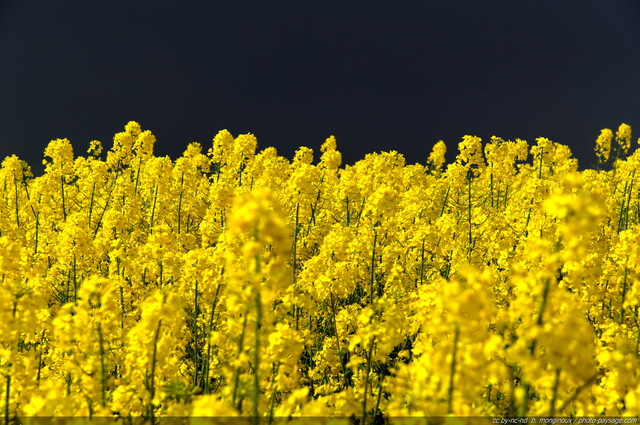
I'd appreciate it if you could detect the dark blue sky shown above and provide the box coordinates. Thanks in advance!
[1,0,639,173]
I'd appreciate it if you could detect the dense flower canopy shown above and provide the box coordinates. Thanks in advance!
[0,122,639,422]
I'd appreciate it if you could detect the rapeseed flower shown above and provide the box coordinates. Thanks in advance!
[1,121,640,419]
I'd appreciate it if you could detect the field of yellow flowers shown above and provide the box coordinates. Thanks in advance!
[1,121,639,423]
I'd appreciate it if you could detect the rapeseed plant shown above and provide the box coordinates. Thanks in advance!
[1,121,640,422]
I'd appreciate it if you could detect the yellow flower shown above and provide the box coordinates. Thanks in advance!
[616,122,632,154]
[595,128,613,162]
[87,140,103,157]
[428,140,447,172]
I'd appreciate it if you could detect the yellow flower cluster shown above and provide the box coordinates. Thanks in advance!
[1,121,640,422]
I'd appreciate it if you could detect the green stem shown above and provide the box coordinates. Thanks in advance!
[23,184,39,254]
[89,182,96,228]
[489,172,494,208]
[557,371,600,413]
[361,337,376,424]
[232,311,249,407]
[148,319,162,424]
[120,286,125,330]
[203,283,222,393]
[36,330,45,386]
[65,269,71,305]
[613,142,623,176]
[97,323,107,408]
[625,174,635,230]
[439,185,451,217]
[419,238,425,286]
[356,198,366,226]
[134,158,142,194]
[635,320,640,357]
[618,178,630,233]
[345,196,350,226]
[373,377,383,422]
[530,277,551,355]
[72,254,78,303]
[266,365,278,425]
[252,291,262,423]
[4,373,10,425]
[93,168,120,237]
[467,168,473,260]
[309,188,322,226]
[504,185,509,209]
[621,265,629,324]
[293,202,299,282]
[177,172,184,234]
[193,277,199,387]
[538,146,544,179]
[447,325,460,414]
[293,203,300,330]
[537,278,551,326]
[549,368,561,417]
[369,228,377,305]
[61,174,67,220]
[13,177,20,228]
[330,293,348,389]
[150,184,158,231]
